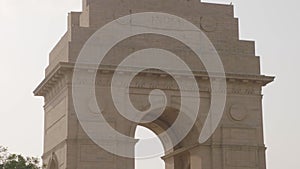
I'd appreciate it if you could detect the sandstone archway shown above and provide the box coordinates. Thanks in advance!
[34,0,274,168]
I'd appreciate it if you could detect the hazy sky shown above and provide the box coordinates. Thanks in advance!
[0,0,299,169]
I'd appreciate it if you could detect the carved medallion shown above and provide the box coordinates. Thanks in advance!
[229,104,247,121]
[200,16,217,32]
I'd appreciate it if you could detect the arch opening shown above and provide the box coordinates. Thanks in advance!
[47,153,59,169]
[132,107,200,169]
[135,125,165,169]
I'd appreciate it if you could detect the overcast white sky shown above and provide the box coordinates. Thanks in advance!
[0,0,299,169]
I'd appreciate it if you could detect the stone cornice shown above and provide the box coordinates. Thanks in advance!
[34,63,71,97]
[162,143,266,160]
[34,62,274,97]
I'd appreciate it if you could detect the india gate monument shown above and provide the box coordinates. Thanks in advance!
[34,0,274,169]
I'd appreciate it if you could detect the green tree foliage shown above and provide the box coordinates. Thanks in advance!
[0,146,41,169]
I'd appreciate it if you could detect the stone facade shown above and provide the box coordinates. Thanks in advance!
[34,0,274,169]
